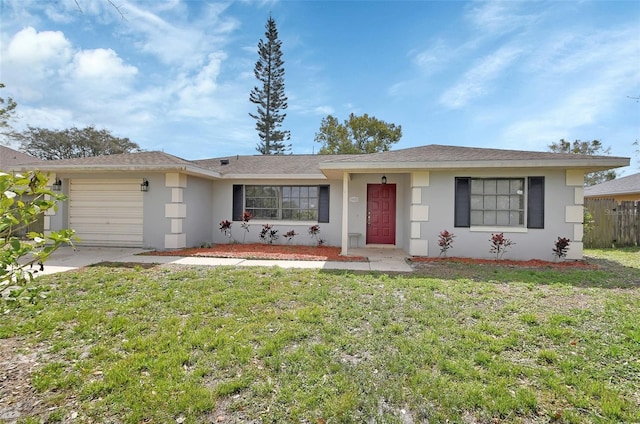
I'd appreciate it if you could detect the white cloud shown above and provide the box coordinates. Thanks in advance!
[503,24,639,147]
[3,26,71,69]
[314,106,334,115]
[412,39,450,71]
[16,106,74,131]
[174,51,228,118]
[116,1,237,68]
[0,27,73,100]
[465,1,539,36]
[72,48,138,80]
[440,45,522,109]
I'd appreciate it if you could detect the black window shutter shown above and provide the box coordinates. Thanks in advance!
[232,185,244,221]
[527,177,545,229]
[318,185,330,223]
[454,177,471,227]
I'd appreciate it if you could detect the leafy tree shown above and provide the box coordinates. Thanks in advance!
[249,16,290,155]
[315,113,402,154]
[1,170,75,306]
[0,83,19,143]
[19,126,140,160]
[548,139,617,186]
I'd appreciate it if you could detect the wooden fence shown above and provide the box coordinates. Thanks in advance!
[584,199,640,248]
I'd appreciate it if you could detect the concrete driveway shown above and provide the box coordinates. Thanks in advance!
[38,245,413,276]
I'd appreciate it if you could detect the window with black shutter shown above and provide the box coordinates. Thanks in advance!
[527,177,545,229]
[454,177,471,227]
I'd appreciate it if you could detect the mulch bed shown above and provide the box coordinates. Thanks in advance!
[145,243,368,262]
[408,256,598,269]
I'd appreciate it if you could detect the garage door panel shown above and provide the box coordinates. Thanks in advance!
[70,179,143,247]
[70,208,144,217]
[71,219,143,227]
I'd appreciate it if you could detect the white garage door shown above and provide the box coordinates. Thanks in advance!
[69,179,144,247]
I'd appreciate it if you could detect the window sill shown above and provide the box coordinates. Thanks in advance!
[469,226,528,233]
[246,220,320,226]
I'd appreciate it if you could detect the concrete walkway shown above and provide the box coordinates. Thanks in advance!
[37,245,413,277]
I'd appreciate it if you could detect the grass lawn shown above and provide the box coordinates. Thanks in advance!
[1,248,639,423]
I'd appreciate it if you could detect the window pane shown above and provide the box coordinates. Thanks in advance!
[496,180,509,194]
[510,195,522,209]
[484,180,497,194]
[496,211,510,226]
[497,195,510,210]
[471,179,484,194]
[484,195,497,209]
[470,210,483,226]
[510,211,523,225]
[484,211,496,225]
[511,179,523,193]
[471,195,483,209]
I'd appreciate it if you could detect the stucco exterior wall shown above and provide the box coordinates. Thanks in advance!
[211,179,344,246]
[413,168,583,261]
[179,175,215,248]
[142,173,172,249]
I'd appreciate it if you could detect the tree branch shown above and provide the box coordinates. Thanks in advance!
[74,0,127,20]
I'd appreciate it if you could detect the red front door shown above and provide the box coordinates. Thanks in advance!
[366,184,396,245]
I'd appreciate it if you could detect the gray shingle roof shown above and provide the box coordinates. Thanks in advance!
[193,154,361,177]
[5,144,629,178]
[0,145,41,168]
[320,144,619,163]
[30,150,193,166]
[584,172,640,197]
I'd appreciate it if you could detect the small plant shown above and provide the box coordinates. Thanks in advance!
[284,230,298,244]
[219,220,233,243]
[489,232,514,260]
[259,224,279,244]
[438,230,455,257]
[552,237,571,260]
[309,224,322,246]
[240,211,253,243]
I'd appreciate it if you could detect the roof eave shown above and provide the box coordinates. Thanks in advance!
[10,163,222,179]
[220,173,328,180]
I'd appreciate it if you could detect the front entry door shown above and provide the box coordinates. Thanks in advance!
[366,184,396,245]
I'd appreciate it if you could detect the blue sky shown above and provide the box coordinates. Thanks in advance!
[1,0,639,174]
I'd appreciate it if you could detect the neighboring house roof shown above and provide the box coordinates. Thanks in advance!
[0,145,41,168]
[584,172,640,197]
[7,144,630,180]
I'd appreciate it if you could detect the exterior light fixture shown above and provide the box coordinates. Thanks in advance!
[52,178,62,192]
[140,178,149,192]
[381,175,387,185]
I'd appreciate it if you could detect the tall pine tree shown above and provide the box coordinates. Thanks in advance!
[249,16,290,155]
